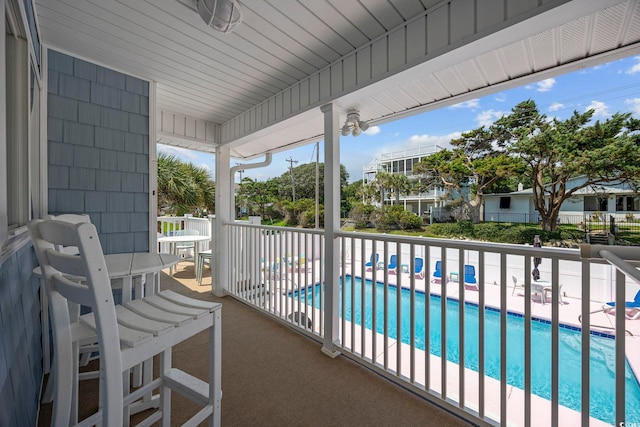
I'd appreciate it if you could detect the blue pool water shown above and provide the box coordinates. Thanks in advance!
[292,276,640,424]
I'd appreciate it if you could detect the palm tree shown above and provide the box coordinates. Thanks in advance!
[157,153,215,216]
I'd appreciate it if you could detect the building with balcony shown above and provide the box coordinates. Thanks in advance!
[362,145,448,216]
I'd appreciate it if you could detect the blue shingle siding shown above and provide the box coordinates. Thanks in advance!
[48,164,69,189]
[47,69,58,95]
[48,94,78,121]
[129,113,149,135]
[63,121,94,147]
[74,60,97,82]
[101,107,129,132]
[125,133,145,154]
[95,127,125,151]
[100,149,118,170]
[78,101,101,126]
[48,50,149,256]
[135,193,148,212]
[55,190,86,213]
[107,192,134,212]
[125,75,145,95]
[48,49,73,74]
[91,82,121,109]
[69,168,96,190]
[121,91,140,114]
[122,172,144,193]
[59,73,91,102]
[136,153,149,173]
[135,232,150,252]
[49,141,74,167]
[118,151,137,172]
[96,170,122,192]
[97,67,126,90]
[0,244,42,427]
[85,191,108,212]
[73,145,100,169]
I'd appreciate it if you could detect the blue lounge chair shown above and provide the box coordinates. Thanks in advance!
[604,290,640,319]
[365,253,379,271]
[388,254,397,273]
[464,265,477,287]
[414,257,424,279]
[604,289,640,309]
[431,260,442,283]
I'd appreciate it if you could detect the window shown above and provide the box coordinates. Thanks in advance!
[2,0,39,252]
[584,196,608,211]
[499,197,511,209]
[615,196,639,211]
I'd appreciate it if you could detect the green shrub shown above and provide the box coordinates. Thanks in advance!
[349,203,375,228]
[398,210,423,230]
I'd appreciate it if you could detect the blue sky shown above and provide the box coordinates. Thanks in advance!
[159,54,640,183]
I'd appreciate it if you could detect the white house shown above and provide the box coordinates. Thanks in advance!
[484,177,640,224]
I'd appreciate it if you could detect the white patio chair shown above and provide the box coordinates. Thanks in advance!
[512,275,525,296]
[29,219,222,426]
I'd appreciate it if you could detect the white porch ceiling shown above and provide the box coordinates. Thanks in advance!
[35,0,640,159]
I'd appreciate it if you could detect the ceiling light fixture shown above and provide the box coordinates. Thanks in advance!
[197,0,243,34]
[341,110,369,137]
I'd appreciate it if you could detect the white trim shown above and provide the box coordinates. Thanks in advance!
[149,80,158,253]
[1,0,9,249]
[0,225,30,265]
[40,46,48,217]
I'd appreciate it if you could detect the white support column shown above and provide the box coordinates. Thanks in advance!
[320,103,341,358]
[213,145,231,297]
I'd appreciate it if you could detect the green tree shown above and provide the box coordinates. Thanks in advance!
[276,162,349,202]
[414,127,522,223]
[237,177,278,218]
[157,153,215,216]
[493,100,640,231]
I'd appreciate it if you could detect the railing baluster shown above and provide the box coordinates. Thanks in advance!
[371,239,377,366]
[551,258,559,427]
[396,242,402,376]
[500,252,507,425]
[424,244,430,392]
[580,260,590,427]
[409,244,415,383]
[458,248,464,408]
[383,240,389,371]
[360,237,366,359]
[441,251,447,400]
[524,255,532,427]
[478,250,485,419]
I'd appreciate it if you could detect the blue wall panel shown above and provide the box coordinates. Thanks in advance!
[47,50,150,254]
[0,244,42,427]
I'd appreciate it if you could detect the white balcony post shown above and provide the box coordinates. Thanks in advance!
[213,145,231,297]
[320,103,341,358]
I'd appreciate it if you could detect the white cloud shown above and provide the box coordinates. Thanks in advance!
[536,78,556,92]
[548,102,564,112]
[476,109,505,127]
[494,94,507,102]
[157,144,199,160]
[364,125,381,135]
[625,98,640,115]
[586,100,610,118]
[625,56,640,74]
[449,99,479,109]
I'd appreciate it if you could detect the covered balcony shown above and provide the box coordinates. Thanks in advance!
[3,1,640,426]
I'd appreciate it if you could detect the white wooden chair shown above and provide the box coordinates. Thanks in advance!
[29,219,222,426]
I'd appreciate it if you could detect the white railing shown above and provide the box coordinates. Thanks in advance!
[224,222,639,427]
[157,215,213,253]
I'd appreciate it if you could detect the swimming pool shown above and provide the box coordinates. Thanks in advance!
[292,275,640,424]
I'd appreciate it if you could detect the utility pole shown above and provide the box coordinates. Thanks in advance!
[286,157,298,203]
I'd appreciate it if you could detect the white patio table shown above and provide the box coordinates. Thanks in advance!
[158,234,211,275]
